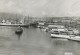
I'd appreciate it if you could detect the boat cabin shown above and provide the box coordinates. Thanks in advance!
[48,25,65,29]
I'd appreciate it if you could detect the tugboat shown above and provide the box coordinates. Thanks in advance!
[15,26,23,34]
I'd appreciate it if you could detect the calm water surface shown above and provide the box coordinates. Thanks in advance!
[0,26,79,55]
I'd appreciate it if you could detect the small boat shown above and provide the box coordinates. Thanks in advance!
[68,35,80,42]
[41,27,48,32]
[15,27,23,34]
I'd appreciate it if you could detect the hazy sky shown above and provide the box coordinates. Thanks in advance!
[0,0,80,17]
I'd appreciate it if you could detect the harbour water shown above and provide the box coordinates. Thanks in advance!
[0,26,80,55]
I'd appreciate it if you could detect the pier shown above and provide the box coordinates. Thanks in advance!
[0,24,30,27]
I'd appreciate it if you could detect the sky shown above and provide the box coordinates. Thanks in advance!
[0,0,80,17]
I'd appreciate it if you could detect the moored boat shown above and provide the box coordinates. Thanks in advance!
[51,30,69,39]
[51,30,80,41]
[68,35,80,42]
[46,25,66,32]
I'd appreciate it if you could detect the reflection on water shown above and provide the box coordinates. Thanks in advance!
[0,26,79,55]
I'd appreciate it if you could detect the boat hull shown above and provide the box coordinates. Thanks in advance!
[51,34,69,39]
[15,30,23,34]
[51,34,80,42]
[15,28,23,35]
[68,36,80,42]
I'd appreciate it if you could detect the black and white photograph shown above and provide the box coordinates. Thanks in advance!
[0,0,80,55]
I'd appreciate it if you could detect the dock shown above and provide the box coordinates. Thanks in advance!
[0,24,29,27]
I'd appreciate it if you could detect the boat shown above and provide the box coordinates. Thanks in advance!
[50,28,68,33]
[68,35,80,42]
[51,30,80,41]
[15,26,23,34]
[48,25,65,29]
[41,27,48,31]
[51,31,69,39]
[67,28,79,35]
[46,25,66,32]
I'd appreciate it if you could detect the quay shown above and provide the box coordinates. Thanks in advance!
[0,24,30,27]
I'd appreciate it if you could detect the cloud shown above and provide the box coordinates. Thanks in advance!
[7,1,15,7]
[0,0,80,17]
